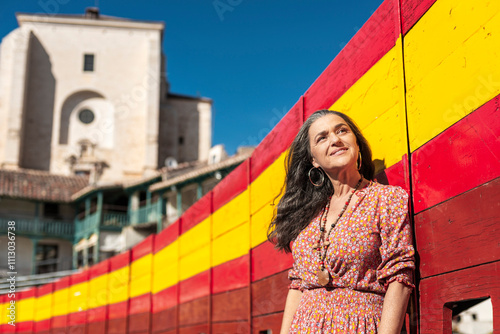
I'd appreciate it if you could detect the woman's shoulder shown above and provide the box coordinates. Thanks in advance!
[368,181,409,201]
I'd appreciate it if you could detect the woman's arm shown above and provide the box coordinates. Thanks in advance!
[280,289,303,334]
[378,280,412,334]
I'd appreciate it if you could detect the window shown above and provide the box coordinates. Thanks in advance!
[78,109,95,124]
[36,244,58,274]
[83,54,94,72]
[178,136,184,145]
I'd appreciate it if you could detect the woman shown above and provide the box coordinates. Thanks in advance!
[268,110,415,333]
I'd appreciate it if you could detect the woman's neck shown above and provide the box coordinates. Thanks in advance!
[326,169,363,198]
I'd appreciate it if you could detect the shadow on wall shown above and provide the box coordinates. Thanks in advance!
[21,32,55,171]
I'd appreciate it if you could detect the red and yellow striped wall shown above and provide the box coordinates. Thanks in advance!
[2,0,499,332]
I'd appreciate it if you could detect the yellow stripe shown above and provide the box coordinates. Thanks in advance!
[404,0,500,151]
[250,200,276,248]
[153,241,179,293]
[330,38,407,168]
[34,293,52,321]
[69,281,88,313]
[88,274,109,309]
[130,254,153,298]
[131,254,153,281]
[212,189,249,239]
[179,244,211,281]
[212,222,250,267]
[108,265,129,304]
[17,296,35,322]
[179,217,211,257]
[250,151,287,215]
[52,287,69,316]
[130,273,152,298]
[0,300,6,325]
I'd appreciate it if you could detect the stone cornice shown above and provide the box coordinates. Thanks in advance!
[16,13,164,31]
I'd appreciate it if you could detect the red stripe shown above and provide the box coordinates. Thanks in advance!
[374,157,409,192]
[87,305,107,322]
[152,285,178,312]
[129,293,151,314]
[400,0,437,35]
[415,177,500,278]
[181,191,212,234]
[70,269,89,285]
[131,234,155,261]
[249,97,303,182]
[90,259,109,279]
[152,305,177,332]
[15,321,34,332]
[412,95,500,213]
[50,314,67,329]
[155,218,180,253]
[212,160,249,212]
[108,300,128,319]
[303,0,400,118]
[68,311,87,326]
[178,297,210,327]
[178,323,209,334]
[212,287,250,322]
[86,321,106,334]
[34,319,51,332]
[251,271,289,317]
[179,270,210,304]
[109,250,130,271]
[251,241,293,282]
[252,313,283,334]
[19,287,36,299]
[212,255,249,294]
[211,322,249,333]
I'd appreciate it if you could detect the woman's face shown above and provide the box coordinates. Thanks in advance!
[308,114,359,173]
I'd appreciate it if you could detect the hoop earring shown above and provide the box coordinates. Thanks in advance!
[357,152,362,171]
[308,167,324,187]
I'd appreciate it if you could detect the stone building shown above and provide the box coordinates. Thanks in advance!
[0,8,212,183]
[0,9,249,281]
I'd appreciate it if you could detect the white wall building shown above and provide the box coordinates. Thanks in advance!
[0,8,212,184]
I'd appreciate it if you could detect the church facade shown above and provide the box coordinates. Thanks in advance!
[0,9,231,278]
[0,8,212,184]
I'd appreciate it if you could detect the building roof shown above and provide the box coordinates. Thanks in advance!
[167,92,213,103]
[0,168,89,203]
[16,9,165,31]
[70,182,123,202]
[150,151,253,192]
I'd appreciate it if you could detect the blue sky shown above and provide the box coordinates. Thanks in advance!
[0,0,382,155]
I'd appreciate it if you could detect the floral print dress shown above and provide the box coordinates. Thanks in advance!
[288,182,415,333]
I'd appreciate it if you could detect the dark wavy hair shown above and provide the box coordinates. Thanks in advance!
[268,109,375,253]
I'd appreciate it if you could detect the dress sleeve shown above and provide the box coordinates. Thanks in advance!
[288,265,304,291]
[376,187,416,291]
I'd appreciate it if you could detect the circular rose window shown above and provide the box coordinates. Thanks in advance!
[78,109,95,124]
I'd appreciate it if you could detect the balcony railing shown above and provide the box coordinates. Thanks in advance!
[76,201,162,235]
[75,211,100,239]
[101,211,129,229]
[131,201,162,225]
[0,216,74,240]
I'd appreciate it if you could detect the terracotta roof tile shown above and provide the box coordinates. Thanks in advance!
[0,168,89,203]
